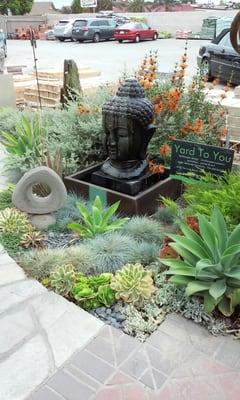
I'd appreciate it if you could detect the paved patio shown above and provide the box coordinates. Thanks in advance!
[29,315,240,400]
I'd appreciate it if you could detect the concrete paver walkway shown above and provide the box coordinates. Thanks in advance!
[29,315,240,400]
[0,246,103,400]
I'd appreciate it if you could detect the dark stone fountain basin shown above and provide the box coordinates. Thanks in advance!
[64,163,183,216]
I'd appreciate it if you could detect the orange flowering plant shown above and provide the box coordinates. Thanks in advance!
[137,46,226,167]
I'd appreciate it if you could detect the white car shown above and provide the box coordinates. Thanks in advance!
[53,19,75,41]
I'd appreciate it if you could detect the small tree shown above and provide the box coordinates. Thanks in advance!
[0,0,33,15]
[61,59,82,106]
[128,0,144,12]
[71,0,84,13]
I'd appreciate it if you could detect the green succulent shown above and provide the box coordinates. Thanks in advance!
[71,272,115,309]
[160,207,240,317]
[97,285,116,307]
[50,264,76,296]
[111,263,155,305]
[68,195,129,238]
[0,184,15,210]
[0,208,31,236]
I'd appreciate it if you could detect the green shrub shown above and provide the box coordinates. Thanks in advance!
[68,196,129,238]
[18,244,94,279]
[123,216,162,244]
[88,233,138,274]
[160,208,240,317]
[111,263,155,305]
[183,172,240,229]
[0,233,22,257]
[0,184,15,210]
[50,264,76,296]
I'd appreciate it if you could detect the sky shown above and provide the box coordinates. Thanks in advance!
[35,0,73,7]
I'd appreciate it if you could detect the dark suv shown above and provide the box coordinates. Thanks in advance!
[72,18,116,43]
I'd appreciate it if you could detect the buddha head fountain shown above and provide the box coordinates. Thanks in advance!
[101,78,156,180]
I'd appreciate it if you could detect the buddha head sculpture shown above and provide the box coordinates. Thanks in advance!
[101,78,156,179]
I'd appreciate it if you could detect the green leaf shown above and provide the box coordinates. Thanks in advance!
[227,224,240,248]
[209,279,227,300]
[218,296,233,316]
[102,201,120,225]
[203,292,217,314]
[225,268,240,280]
[186,281,211,296]
[169,275,193,285]
[198,214,217,260]
[221,244,240,269]
[93,196,103,212]
[211,207,228,253]
[169,242,198,266]
[92,205,102,226]
[160,259,192,269]
[167,234,210,259]
[165,267,196,276]
[179,222,210,254]
[231,289,240,307]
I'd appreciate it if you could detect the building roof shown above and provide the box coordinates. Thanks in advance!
[30,2,58,15]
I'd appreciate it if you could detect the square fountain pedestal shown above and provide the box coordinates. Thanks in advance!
[64,163,183,216]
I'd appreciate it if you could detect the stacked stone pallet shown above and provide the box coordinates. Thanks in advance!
[24,80,61,108]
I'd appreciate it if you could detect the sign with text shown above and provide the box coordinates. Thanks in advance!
[170,140,234,182]
[80,0,97,7]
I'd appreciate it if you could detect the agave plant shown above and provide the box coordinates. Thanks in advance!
[68,196,129,238]
[160,208,240,316]
[111,263,155,305]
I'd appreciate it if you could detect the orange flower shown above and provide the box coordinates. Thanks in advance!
[154,102,164,113]
[160,144,171,157]
[169,135,176,141]
[160,245,178,259]
[192,118,204,133]
[148,161,165,175]
[221,127,228,137]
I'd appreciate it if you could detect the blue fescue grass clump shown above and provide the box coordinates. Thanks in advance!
[132,241,159,266]
[152,207,177,225]
[50,193,87,232]
[122,216,163,245]
[88,232,138,274]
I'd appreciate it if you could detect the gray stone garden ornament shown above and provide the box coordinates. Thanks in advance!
[12,166,67,214]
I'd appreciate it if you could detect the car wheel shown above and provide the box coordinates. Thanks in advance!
[135,35,140,43]
[93,33,100,43]
[201,58,212,81]
[59,38,65,42]
[118,40,123,43]
[152,33,158,40]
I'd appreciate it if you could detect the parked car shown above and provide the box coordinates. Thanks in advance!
[72,18,116,43]
[0,31,7,57]
[46,30,55,40]
[53,19,75,41]
[197,28,240,85]
[114,23,158,43]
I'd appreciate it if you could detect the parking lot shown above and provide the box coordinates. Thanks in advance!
[6,38,209,85]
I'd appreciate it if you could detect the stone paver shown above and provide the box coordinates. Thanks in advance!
[29,319,240,400]
[0,249,103,399]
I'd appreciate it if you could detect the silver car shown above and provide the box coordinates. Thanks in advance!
[53,19,75,42]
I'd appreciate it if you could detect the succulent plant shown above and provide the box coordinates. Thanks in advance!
[21,228,47,249]
[50,264,76,296]
[0,208,31,236]
[97,285,115,307]
[71,272,115,309]
[111,263,155,305]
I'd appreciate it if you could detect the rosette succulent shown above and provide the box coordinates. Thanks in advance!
[0,208,31,236]
[50,264,76,296]
[111,263,155,305]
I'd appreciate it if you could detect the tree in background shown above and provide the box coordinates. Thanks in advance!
[97,0,113,11]
[71,0,84,13]
[0,0,33,15]
[128,0,144,12]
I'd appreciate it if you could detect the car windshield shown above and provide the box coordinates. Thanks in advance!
[118,23,138,29]
[74,20,87,27]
